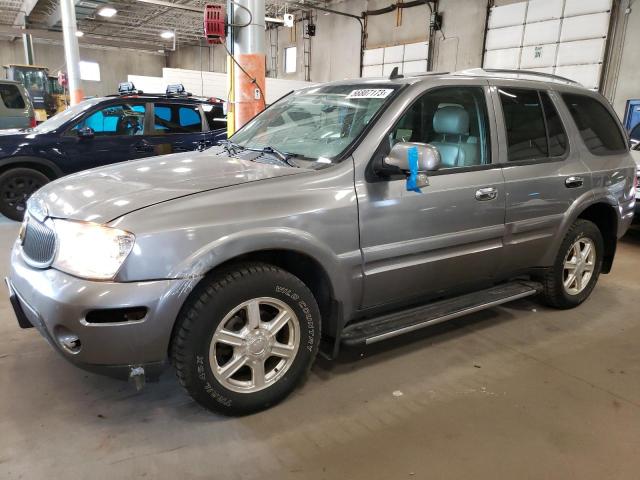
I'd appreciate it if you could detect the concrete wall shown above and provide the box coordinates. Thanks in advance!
[262,0,489,82]
[0,38,165,97]
[167,44,227,73]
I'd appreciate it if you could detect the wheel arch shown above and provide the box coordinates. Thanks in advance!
[576,202,618,274]
[0,156,64,180]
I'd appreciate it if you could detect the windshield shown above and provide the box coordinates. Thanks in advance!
[30,98,102,133]
[231,84,400,162]
[13,68,48,94]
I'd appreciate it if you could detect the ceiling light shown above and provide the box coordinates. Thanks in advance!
[97,6,117,17]
[160,30,174,39]
[75,31,84,37]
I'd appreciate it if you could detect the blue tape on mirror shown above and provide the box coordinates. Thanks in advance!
[406,146,421,193]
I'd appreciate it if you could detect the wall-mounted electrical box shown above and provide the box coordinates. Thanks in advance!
[284,13,294,27]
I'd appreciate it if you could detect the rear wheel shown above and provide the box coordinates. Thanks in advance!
[0,168,49,221]
[541,219,604,309]
[172,263,321,415]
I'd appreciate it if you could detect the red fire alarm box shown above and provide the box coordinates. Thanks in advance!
[204,4,226,45]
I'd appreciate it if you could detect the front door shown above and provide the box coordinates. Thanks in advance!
[60,102,150,172]
[357,85,506,309]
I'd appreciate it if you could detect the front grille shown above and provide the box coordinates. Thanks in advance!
[22,217,56,266]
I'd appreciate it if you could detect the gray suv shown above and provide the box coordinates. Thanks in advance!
[7,69,636,415]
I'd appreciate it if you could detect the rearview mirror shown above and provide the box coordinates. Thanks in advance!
[77,127,94,139]
[383,141,441,173]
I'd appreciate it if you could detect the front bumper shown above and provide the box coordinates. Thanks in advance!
[8,244,200,379]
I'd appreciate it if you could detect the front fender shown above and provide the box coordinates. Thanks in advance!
[170,227,357,312]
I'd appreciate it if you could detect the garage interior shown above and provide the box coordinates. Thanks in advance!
[1,0,640,478]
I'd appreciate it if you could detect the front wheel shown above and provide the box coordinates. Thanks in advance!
[172,263,321,415]
[0,168,50,221]
[541,219,604,309]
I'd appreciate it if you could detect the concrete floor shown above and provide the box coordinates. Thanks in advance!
[1,222,640,480]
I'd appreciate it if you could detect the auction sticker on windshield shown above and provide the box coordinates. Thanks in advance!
[346,89,394,99]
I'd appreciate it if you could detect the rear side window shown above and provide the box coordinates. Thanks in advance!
[499,88,548,161]
[562,93,626,155]
[0,84,26,109]
[153,103,202,134]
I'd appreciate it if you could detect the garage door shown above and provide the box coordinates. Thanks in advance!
[362,41,429,78]
[483,0,612,89]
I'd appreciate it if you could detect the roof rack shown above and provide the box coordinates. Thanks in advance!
[457,68,582,86]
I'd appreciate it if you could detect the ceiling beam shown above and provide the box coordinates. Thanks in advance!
[0,24,167,51]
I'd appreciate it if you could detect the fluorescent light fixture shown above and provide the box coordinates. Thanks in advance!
[97,6,117,17]
[75,30,84,37]
[160,31,174,39]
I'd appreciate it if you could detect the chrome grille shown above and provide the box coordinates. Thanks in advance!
[22,217,56,266]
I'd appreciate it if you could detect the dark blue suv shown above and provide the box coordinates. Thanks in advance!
[0,91,226,220]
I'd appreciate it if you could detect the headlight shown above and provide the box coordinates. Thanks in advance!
[52,220,135,280]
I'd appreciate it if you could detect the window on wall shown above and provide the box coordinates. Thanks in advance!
[284,47,297,74]
[79,61,101,81]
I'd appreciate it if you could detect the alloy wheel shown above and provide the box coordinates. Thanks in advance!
[563,237,596,295]
[209,297,300,393]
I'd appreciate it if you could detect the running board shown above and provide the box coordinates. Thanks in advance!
[341,281,542,346]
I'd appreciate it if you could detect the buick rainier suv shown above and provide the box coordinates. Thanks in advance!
[7,69,636,415]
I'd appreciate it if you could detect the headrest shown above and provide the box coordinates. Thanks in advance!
[433,106,469,135]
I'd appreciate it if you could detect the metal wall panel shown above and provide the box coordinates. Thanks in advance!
[556,38,607,66]
[526,0,564,23]
[564,0,612,17]
[403,60,428,74]
[560,12,610,42]
[485,25,525,50]
[484,48,521,69]
[520,44,558,68]
[363,48,384,66]
[488,2,527,28]
[483,0,612,89]
[523,19,561,46]
[403,42,429,62]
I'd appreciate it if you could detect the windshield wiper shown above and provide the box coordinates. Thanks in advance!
[220,139,245,154]
[248,145,299,167]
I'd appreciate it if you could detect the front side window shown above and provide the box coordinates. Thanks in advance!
[562,93,626,155]
[0,84,25,109]
[389,86,491,168]
[153,103,202,134]
[71,103,146,136]
[231,84,400,162]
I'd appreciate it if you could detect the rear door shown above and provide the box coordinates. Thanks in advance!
[490,82,590,277]
[142,102,207,154]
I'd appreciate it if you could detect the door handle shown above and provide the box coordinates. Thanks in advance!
[134,143,154,153]
[565,176,584,188]
[475,187,498,201]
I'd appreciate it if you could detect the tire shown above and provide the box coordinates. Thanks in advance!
[0,168,50,221]
[171,262,321,415]
[541,219,604,309]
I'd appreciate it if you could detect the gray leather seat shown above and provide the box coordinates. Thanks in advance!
[430,106,479,167]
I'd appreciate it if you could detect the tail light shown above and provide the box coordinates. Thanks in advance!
[29,116,37,128]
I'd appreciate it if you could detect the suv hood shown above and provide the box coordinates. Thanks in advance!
[30,148,307,223]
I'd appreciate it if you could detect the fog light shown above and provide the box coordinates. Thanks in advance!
[54,326,82,354]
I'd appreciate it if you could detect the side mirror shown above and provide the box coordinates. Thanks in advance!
[77,127,94,139]
[383,141,441,176]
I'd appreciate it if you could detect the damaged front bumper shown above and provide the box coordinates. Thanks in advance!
[7,245,200,380]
